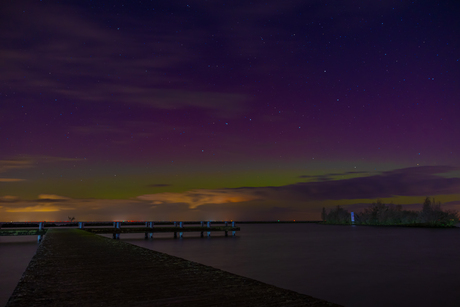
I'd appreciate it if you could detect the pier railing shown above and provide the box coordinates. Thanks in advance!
[0,221,239,242]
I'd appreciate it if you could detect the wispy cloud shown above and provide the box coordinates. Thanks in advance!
[37,194,70,201]
[0,196,19,203]
[0,178,26,182]
[4,194,73,213]
[0,156,86,184]
[1,2,249,116]
[6,204,66,213]
[146,184,172,188]
[256,166,460,201]
[0,156,83,172]
[0,159,34,173]
[138,189,260,209]
[0,159,33,182]
[1,166,459,221]
[299,171,370,181]
[137,166,460,208]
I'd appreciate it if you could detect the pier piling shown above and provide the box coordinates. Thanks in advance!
[37,222,45,243]
[113,221,121,239]
[144,221,154,239]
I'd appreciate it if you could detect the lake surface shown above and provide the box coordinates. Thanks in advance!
[0,236,39,307]
[2,223,460,307]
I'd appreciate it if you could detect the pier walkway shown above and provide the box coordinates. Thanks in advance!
[6,229,341,307]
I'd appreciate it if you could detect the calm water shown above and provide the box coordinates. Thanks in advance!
[123,223,460,307]
[0,236,39,307]
[2,224,460,307]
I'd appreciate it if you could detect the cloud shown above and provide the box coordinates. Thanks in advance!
[138,189,260,209]
[264,166,460,201]
[6,204,64,213]
[98,87,249,112]
[4,194,73,213]
[146,184,172,188]
[1,166,459,221]
[0,198,156,221]
[0,2,249,116]
[137,166,460,209]
[0,156,83,173]
[37,194,70,201]
[0,196,19,203]
[0,159,34,173]
[0,178,26,182]
[0,159,31,181]
[299,171,369,181]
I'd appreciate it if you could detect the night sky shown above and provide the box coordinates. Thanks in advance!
[1,0,460,221]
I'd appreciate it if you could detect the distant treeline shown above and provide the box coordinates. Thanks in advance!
[322,197,459,227]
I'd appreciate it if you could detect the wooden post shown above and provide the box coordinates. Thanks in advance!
[113,221,121,239]
[200,221,204,237]
[144,221,154,239]
[207,221,211,237]
[38,222,45,243]
[225,221,228,237]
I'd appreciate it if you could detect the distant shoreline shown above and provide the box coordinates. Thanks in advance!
[319,222,460,228]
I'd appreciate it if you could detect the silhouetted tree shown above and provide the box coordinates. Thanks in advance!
[324,205,351,224]
[327,197,459,227]
[321,207,327,221]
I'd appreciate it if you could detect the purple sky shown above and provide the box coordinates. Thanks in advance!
[1,0,460,221]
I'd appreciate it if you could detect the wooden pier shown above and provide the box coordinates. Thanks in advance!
[6,229,341,307]
[0,221,239,240]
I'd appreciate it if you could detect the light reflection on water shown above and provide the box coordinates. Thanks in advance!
[2,224,460,307]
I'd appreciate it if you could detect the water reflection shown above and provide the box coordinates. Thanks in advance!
[0,236,38,306]
[124,223,460,307]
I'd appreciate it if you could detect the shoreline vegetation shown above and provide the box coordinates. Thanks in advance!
[321,197,459,228]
